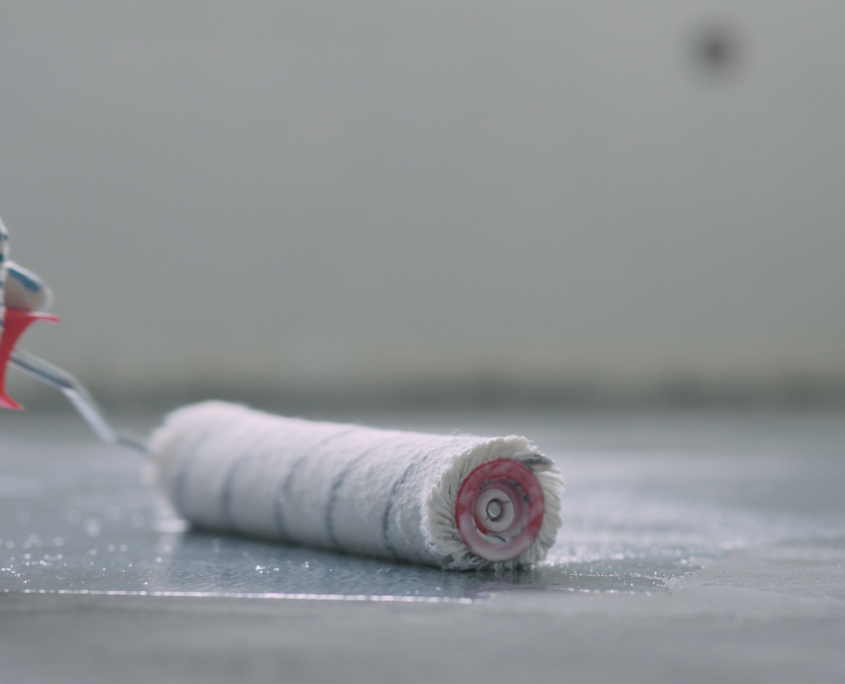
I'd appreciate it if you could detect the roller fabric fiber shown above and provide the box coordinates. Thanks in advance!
[149,401,564,570]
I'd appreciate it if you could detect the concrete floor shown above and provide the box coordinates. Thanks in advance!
[3,552,845,683]
[1,406,844,682]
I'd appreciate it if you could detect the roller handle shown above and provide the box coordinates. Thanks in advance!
[0,309,59,409]
[0,309,145,452]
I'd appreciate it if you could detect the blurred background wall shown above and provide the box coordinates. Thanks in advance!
[1,1,843,408]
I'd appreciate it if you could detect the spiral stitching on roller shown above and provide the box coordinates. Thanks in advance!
[273,428,357,539]
[381,457,424,558]
[172,431,218,516]
[381,440,460,558]
[325,444,380,548]
[220,424,292,530]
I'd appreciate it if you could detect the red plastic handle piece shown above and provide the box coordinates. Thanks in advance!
[0,309,59,410]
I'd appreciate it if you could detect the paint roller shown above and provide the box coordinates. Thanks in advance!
[0,220,564,570]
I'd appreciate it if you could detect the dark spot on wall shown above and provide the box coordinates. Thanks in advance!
[688,21,744,80]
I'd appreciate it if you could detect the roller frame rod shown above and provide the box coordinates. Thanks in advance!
[9,348,146,453]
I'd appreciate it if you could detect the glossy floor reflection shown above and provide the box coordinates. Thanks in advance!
[2,407,844,600]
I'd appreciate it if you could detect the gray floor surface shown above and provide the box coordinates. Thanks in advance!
[1,406,844,683]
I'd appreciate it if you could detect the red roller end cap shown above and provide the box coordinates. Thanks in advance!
[455,459,545,562]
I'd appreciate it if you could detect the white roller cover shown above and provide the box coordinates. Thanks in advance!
[148,401,564,570]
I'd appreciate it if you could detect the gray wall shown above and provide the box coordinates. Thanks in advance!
[1,1,843,405]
